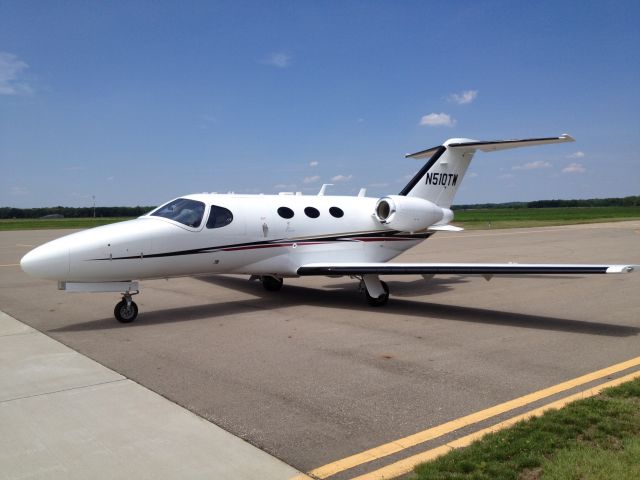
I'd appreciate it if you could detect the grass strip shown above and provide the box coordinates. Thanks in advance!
[411,378,640,480]
[453,206,640,230]
[0,218,131,231]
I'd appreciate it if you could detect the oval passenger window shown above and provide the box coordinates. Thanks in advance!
[304,207,320,218]
[277,207,294,219]
[206,205,234,229]
[329,207,344,218]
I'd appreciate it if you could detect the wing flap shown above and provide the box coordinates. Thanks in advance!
[297,262,635,276]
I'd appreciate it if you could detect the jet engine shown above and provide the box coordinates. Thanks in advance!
[374,195,448,232]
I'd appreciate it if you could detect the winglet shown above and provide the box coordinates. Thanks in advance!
[606,265,636,274]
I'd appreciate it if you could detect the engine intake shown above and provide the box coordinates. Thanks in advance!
[374,195,446,232]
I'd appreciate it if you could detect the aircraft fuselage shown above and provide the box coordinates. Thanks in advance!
[21,193,430,282]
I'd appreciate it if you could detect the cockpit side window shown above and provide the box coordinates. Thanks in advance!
[206,205,234,229]
[151,198,205,228]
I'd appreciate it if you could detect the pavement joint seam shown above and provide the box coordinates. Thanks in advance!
[0,330,36,338]
[0,378,126,405]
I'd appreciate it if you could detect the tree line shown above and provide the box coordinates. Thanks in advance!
[452,196,640,210]
[0,206,155,219]
[1,195,639,218]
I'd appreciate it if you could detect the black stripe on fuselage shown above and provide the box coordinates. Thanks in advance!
[88,230,433,261]
[398,146,446,196]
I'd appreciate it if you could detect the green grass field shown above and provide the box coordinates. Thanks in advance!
[0,217,131,231]
[411,378,640,480]
[1,206,640,231]
[453,206,640,230]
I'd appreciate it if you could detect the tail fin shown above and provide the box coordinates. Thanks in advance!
[399,135,575,208]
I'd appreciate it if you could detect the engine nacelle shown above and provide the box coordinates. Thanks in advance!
[374,195,445,232]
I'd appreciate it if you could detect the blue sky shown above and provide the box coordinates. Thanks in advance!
[1,0,638,208]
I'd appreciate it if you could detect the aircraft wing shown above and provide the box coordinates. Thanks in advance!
[297,262,636,276]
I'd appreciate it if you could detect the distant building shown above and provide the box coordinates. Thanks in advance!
[40,214,64,219]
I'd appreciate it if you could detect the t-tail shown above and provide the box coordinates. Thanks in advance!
[399,135,575,208]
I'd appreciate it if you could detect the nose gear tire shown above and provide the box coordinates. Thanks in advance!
[114,300,138,323]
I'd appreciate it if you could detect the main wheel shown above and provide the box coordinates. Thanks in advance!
[366,281,389,307]
[261,275,284,291]
[114,300,138,323]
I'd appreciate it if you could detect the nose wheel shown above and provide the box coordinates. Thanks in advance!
[114,293,138,323]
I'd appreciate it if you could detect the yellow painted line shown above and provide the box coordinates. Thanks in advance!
[0,264,20,267]
[349,370,640,480]
[308,356,640,479]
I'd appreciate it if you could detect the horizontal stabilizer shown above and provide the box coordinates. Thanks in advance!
[448,134,575,152]
[405,134,574,159]
[298,263,636,276]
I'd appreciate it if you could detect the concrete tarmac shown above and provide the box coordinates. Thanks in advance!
[0,312,305,480]
[1,221,639,477]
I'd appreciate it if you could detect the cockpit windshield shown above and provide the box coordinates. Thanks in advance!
[150,198,205,228]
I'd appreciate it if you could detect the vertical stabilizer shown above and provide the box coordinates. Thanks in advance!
[399,135,574,208]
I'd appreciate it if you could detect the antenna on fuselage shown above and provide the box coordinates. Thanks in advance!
[318,184,333,196]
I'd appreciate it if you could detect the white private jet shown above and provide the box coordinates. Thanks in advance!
[20,135,636,323]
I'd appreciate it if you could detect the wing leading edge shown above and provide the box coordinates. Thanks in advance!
[297,263,636,276]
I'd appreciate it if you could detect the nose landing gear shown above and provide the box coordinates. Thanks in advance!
[114,291,139,323]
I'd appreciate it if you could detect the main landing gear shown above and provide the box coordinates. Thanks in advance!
[251,274,391,307]
[359,274,390,307]
[260,275,284,291]
[114,292,139,323]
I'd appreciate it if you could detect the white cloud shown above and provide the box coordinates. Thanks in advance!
[331,174,352,182]
[0,52,32,95]
[499,173,515,179]
[562,163,586,174]
[448,90,478,105]
[368,182,389,188]
[512,160,552,170]
[261,52,291,68]
[274,183,296,189]
[303,175,320,184]
[419,113,455,127]
[309,161,318,167]
[356,118,365,123]
[567,151,585,159]
[467,172,479,178]
[10,186,29,195]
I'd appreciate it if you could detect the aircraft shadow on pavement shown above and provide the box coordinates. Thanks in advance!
[51,274,639,337]
[323,277,466,297]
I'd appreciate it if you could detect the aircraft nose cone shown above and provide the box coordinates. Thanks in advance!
[20,243,70,280]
